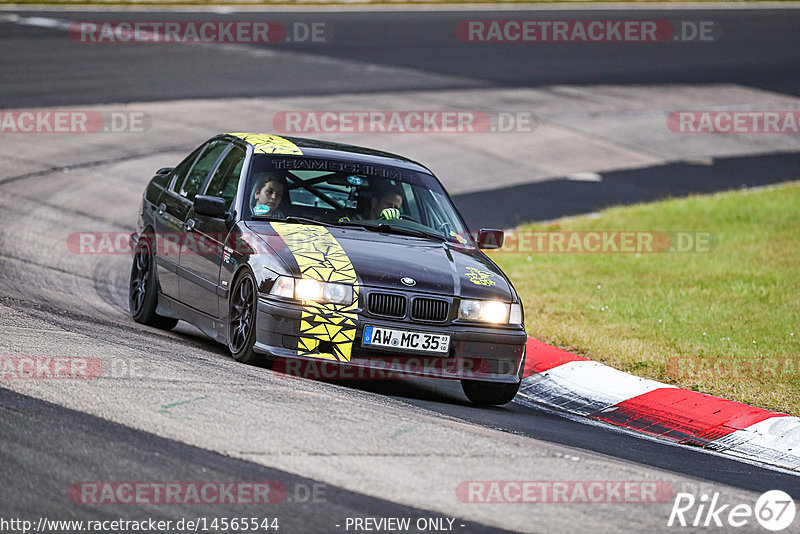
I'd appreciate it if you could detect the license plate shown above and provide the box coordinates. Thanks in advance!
[362,326,450,354]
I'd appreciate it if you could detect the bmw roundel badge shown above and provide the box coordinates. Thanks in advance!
[401,277,416,286]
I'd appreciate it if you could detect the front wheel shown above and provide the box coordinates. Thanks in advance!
[461,379,520,406]
[227,270,264,365]
[129,236,178,330]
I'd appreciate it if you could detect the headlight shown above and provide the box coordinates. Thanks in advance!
[270,276,353,306]
[295,278,325,302]
[322,282,350,304]
[458,299,510,324]
[270,276,294,299]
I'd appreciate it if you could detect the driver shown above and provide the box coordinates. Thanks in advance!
[367,185,403,220]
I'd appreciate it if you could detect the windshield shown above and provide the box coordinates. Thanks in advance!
[243,155,474,246]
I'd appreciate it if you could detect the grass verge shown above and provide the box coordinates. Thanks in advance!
[3,0,793,5]
[489,181,800,415]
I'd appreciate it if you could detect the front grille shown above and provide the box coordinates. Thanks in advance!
[411,297,449,322]
[368,292,406,318]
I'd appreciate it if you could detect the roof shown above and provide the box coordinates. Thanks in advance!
[224,133,432,174]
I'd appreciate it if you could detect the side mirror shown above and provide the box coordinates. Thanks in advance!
[477,228,504,250]
[156,167,174,175]
[194,195,228,219]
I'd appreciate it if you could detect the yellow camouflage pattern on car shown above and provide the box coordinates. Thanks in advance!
[270,222,359,362]
[227,133,303,155]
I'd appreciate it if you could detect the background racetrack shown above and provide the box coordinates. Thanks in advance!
[1,5,799,533]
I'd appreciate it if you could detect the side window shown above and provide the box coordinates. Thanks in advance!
[205,145,246,209]
[177,141,228,202]
[417,189,445,231]
[169,146,204,193]
[401,183,421,221]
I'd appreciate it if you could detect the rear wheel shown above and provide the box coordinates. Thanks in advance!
[461,379,520,406]
[129,236,178,330]
[227,270,264,365]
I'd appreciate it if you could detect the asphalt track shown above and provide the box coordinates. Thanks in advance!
[454,151,800,229]
[1,8,800,107]
[1,6,799,534]
[0,388,515,534]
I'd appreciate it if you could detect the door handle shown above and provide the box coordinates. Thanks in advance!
[185,218,196,231]
[158,203,166,215]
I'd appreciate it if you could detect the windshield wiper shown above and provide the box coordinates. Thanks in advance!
[283,216,334,227]
[337,221,446,242]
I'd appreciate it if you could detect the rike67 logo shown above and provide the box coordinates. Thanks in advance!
[668,490,796,531]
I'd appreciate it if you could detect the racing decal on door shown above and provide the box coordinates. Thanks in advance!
[227,133,303,155]
[271,222,359,362]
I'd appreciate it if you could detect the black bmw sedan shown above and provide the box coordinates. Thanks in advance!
[129,133,526,405]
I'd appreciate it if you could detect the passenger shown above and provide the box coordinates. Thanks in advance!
[252,174,288,218]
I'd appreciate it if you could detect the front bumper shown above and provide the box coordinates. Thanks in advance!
[253,296,527,383]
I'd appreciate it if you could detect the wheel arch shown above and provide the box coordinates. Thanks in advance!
[223,263,259,338]
[138,225,157,249]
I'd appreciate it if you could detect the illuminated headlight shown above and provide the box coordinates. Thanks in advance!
[270,276,353,305]
[458,299,510,324]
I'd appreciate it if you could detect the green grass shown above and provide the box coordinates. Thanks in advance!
[4,0,790,5]
[489,181,800,415]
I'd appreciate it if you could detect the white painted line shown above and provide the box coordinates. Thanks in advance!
[710,416,800,472]
[566,171,603,182]
[13,16,73,32]
[515,394,800,477]
[516,356,800,473]
[518,360,674,416]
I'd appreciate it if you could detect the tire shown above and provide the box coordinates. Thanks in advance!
[227,269,264,365]
[461,379,521,406]
[129,235,178,330]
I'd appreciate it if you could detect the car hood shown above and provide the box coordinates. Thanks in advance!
[244,222,514,301]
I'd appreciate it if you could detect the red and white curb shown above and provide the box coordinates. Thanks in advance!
[517,337,800,473]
